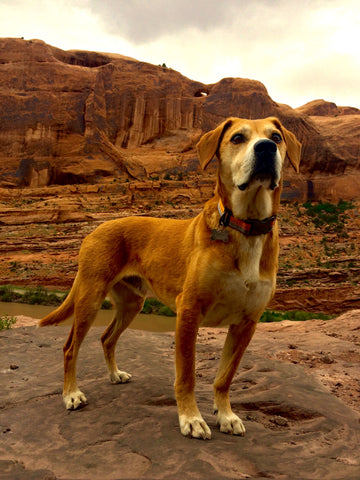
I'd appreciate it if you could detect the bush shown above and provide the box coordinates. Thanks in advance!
[21,287,64,306]
[141,298,176,316]
[259,310,334,323]
[157,305,177,317]
[0,314,17,330]
[0,286,65,306]
[0,286,21,303]
[101,299,113,310]
[302,200,354,232]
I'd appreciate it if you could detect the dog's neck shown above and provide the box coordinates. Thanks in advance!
[216,179,282,222]
[217,199,276,236]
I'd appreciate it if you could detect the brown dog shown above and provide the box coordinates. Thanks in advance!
[39,117,301,439]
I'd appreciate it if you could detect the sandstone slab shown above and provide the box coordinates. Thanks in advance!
[1,321,359,480]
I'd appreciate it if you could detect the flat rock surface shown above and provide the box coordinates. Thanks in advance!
[1,314,360,480]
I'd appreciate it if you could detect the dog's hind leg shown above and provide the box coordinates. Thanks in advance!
[213,318,258,436]
[63,285,106,410]
[101,280,145,385]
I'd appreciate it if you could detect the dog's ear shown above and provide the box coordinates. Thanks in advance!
[282,127,302,173]
[270,118,302,173]
[196,119,234,170]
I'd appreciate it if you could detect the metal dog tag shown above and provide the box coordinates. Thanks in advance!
[211,228,229,243]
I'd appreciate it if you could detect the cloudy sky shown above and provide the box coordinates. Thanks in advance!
[1,0,359,108]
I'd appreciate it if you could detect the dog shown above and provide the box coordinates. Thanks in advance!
[39,117,301,439]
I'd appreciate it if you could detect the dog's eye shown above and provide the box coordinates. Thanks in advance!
[271,133,282,144]
[230,133,245,144]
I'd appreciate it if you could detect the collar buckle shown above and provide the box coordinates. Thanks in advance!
[219,208,232,227]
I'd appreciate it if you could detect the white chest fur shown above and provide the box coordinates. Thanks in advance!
[201,236,275,327]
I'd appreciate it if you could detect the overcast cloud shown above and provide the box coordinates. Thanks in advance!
[0,0,359,108]
[86,0,237,43]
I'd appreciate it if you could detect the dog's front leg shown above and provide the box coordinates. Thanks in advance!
[213,319,258,436]
[174,302,211,439]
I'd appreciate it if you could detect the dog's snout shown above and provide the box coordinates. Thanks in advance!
[253,140,277,172]
[254,139,277,157]
[246,139,279,190]
[237,139,280,191]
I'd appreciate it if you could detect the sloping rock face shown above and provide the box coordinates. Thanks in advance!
[0,38,359,202]
[296,99,360,116]
[294,100,360,201]
[1,314,360,480]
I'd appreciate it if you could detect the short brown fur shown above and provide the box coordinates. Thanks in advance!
[39,117,301,439]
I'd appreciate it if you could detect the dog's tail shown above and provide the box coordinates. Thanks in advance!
[38,274,78,327]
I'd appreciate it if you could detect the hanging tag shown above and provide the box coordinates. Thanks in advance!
[211,228,229,243]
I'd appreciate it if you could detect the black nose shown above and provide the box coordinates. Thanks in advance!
[254,139,277,156]
[251,139,277,186]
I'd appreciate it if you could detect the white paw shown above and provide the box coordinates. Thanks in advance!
[63,390,88,410]
[179,414,212,440]
[216,412,246,436]
[109,370,132,384]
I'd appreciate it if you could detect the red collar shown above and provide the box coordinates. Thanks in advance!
[218,199,276,236]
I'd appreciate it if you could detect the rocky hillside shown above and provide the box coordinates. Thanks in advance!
[0,185,359,314]
[0,38,359,314]
[0,37,360,202]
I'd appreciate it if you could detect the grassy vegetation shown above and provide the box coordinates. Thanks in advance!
[0,285,65,306]
[141,298,176,317]
[0,286,172,315]
[0,313,17,330]
[303,200,354,233]
[0,285,334,322]
[0,285,112,310]
[259,310,334,323]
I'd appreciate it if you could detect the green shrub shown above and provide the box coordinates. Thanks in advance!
[0,286,21,303]
[157,305,177,317]
[0,286,66,306]
[303,200,354,232]
[21,287,63,306]
[0,314,17,330]
[259,310,334,323]
[101,299,113,310]
[141,298,176,316]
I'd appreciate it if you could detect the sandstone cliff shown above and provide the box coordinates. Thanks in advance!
[0,38,359,201]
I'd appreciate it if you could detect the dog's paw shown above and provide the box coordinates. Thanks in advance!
[179,414,212,440]
[110,370,132,384]
[63,390,88,410]
[216,412,246,436]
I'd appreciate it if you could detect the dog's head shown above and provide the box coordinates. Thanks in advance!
[196,117,301,217]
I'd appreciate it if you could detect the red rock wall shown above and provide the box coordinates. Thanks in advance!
[0,38,359,202]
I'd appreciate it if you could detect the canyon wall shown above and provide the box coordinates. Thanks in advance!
[0,38,359,202]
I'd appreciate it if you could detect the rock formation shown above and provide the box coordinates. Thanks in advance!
[1,315,359,480]
[0,38,359,202]
[296,99,360,116]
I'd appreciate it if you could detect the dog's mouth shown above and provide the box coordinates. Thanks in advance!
[238,172,278,191]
